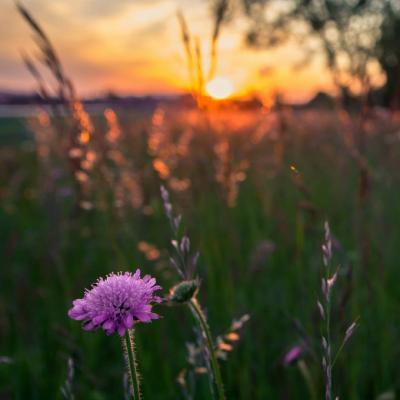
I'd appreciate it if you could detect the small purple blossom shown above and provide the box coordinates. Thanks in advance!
[283,345,303,366]
[68,270,162,336]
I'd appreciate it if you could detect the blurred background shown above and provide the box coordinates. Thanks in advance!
[1,0,400,399]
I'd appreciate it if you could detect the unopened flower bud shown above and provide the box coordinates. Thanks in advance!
[169,280,198,303]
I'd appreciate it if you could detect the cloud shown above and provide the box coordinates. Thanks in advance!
[77,0,141,18]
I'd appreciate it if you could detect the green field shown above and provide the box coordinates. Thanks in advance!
[1,107,400,399]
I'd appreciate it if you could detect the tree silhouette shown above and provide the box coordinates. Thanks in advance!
[238,0,400,108]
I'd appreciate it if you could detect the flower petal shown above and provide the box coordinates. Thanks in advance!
[118,326,126,336]
[124,314,134,329]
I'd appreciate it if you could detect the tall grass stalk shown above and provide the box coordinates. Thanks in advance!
[321,222,334,400]
[161,186,225,400]
[318,222,357,400]
[60,357,75,400]
[18,3,95,212]
[177,2,228,106]
[189,298,226,400]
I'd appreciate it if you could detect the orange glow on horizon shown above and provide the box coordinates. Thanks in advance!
[0,1,357,100]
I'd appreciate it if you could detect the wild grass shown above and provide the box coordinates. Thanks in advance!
[2,100,400,398]
[1,4,400,400]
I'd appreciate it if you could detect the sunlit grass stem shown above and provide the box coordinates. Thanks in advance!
[189,298,225,400]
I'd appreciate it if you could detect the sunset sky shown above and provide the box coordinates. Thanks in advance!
[0,0,338,102]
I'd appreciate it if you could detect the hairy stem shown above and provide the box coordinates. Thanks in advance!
[122,329,142,400]
[189,298,225,400]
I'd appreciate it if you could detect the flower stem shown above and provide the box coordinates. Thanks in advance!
[189,298,225,400]
[122,329,143,400]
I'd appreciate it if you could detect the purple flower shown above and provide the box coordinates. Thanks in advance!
[283,345,303,366]
[68,270,162,336]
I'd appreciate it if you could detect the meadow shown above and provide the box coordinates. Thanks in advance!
[1,2,400,398]
[1,99,400,399]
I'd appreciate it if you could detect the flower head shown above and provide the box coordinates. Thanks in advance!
[68,270,162,336]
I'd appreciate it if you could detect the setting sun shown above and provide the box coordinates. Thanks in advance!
[206,77,234,100]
